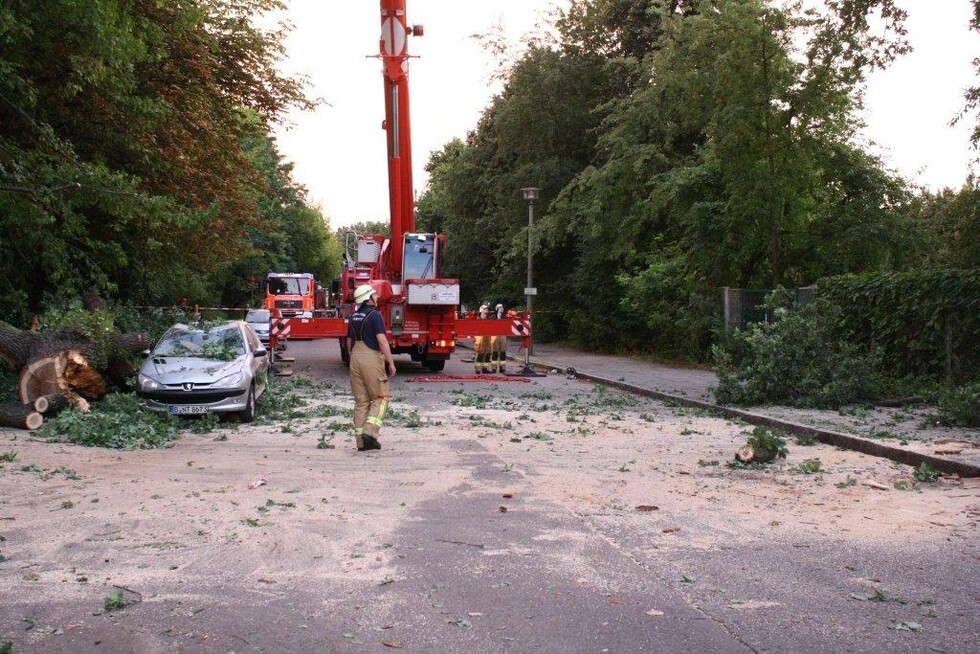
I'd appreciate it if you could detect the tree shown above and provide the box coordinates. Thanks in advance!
[0,0,318,321]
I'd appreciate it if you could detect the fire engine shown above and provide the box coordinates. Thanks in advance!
[268,0,530,368]
[264,272,321,317]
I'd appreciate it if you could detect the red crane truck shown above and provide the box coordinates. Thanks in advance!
[269,0,530,368]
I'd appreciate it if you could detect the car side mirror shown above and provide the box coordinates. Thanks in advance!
[253,348,267,358]
[141,349,151,358]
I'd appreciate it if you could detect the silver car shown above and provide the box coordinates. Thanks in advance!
[136,321,269,422]
[245,308,271,345]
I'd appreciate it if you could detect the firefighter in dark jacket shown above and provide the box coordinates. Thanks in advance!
[347,284,396,451]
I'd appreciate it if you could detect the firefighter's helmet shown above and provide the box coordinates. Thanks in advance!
[495,304,504,311]
[353,284,376,305]
[479,304,489,312]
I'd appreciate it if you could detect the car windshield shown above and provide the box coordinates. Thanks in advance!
[153,324,246,361]
[246,309,270,323]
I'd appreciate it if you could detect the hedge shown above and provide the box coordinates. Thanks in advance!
[818,270,980,382]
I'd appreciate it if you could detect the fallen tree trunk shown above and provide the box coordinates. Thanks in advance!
[0,402,43,430]
[18,350,105,405]
[0,321,148,371]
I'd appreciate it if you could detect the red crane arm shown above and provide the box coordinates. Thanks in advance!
[379,0,418,278]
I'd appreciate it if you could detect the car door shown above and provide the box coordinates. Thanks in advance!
[243,323,268,396]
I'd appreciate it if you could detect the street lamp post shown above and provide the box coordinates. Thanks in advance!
[519,188,543,375]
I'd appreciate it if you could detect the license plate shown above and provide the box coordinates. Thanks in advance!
[168,405,209,415]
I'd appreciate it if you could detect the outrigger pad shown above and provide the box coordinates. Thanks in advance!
[510,364,546,378]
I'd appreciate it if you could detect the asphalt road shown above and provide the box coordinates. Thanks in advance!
[0,341,976,653]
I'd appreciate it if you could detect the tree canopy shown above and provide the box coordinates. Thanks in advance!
[416,0,973,360]
[0,0,339,323]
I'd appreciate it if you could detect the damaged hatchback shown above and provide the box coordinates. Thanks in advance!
[136,321,269,422]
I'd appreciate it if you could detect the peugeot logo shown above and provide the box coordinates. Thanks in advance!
[182,382,194,391]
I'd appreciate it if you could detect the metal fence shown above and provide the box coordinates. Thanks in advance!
[721,286,817,331]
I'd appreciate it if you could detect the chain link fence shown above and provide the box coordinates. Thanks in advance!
[721,286,816,331]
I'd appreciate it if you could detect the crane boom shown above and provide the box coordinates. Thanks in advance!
[379,0,417,277]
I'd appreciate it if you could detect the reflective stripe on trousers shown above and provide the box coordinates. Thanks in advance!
[349,342,390,444]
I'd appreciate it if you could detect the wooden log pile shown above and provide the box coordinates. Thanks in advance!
[0,320,148,431]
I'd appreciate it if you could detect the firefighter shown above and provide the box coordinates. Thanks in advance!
[490,303,508,373]
[347,284,396,451]
[473,304,491,374]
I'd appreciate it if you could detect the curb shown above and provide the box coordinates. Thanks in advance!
[528,359,980,478]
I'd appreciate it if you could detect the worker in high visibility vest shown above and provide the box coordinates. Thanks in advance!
[490,303,508,373]
[473,304,491,374]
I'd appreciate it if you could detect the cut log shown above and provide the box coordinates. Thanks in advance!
[0,402,43,430]
[33,393,70,416]
[736,445,755,463]
[18,350,105,405]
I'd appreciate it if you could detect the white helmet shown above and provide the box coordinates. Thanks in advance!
[479,304,489,312]
[353,284,376,305]
[495,304,503,311]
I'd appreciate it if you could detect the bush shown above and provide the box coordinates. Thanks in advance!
[938,381,980,428]
[114,304,196,345]
[820,270,980,382]
[713,296,883,408]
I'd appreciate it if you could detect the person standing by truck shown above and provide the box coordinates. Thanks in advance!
[490,303,508,373]
[347,284,397,451]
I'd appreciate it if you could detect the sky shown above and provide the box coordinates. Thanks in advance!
[271,1,979,230]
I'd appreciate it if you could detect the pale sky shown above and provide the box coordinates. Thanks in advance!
[272,1,978,230]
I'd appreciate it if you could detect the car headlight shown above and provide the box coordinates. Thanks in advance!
[138,373,163,390]
[212,372,244,388]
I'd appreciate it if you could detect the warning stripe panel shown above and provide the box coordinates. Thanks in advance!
[455,318,530,338]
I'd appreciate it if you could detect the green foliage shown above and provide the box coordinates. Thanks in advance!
[37,300,121,367]
[0,365,15,403]
[790,458,823,475]
[746,426,788,461]
[0,0,331,320]
[114,305,194,346]
[819,270,980,382]
[38,394,179,449]
[912,462,941,483]
[419,0,915,360]
[938,381,980,428]
[714,296,883,408]
[103,590,127,611]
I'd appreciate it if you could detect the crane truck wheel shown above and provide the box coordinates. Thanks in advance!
[424,359,445,372]
[340,340,350,366]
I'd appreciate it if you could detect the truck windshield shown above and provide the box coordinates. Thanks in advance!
[268,277,309,295]
[403,235,436,280]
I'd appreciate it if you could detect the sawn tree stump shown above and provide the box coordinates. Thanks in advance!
[18,350,105,406]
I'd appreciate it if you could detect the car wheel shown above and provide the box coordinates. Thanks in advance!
[240,383,256,423]
[340,341,350,366]
[425,359,445,372]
